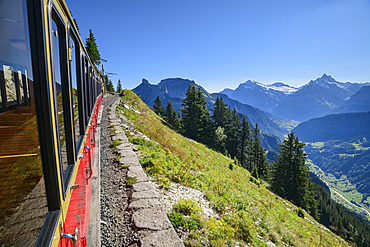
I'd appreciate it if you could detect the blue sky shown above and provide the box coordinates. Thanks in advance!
[66,0,370,92]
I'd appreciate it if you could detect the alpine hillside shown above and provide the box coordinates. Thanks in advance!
[117,89,355,246]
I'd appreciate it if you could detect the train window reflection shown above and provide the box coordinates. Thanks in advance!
[18,70,24,101]
[52,17,68,175]
[3,65,17,105]
[69,34,81,151]
[0,0,47,246]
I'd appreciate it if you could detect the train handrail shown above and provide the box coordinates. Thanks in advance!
[83,145,92,180]
[61,233,76,247]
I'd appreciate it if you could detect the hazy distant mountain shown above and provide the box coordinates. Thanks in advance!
[293,111,370,142]
[220,80,297,113]
[221,74,366,122]
[133,78,286,150]
[272,74,364,121]
[333,86,370,114]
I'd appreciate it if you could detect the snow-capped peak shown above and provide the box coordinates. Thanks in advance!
[305,74,346,89]
[266,82,297,94]
[240,80,297,94]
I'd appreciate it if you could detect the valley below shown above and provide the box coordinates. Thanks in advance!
[310,162,370,222]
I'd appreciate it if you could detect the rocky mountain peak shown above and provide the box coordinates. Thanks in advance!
[309,74,337,86]
[142,78,150,84]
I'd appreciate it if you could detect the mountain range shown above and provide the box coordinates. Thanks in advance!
[220,80,297,113]
[221,74,367,122]
[133,78,286,157]
[133,78,286,140]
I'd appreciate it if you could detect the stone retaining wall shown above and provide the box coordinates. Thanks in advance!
[107,99,184,247]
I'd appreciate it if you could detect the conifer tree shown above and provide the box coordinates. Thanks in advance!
[181,85,211,144]
[212,96,229,151]
[69,11,80,34]
[165,100,179,129]
[105,75,114,92]
[177,112,183,131]
[212,96,228,128]
[181,85,198,140]
[252,124,268,180]
[239,116,253,170]
[271,132,315,213]
[196,87,212,144]
[85,29,101,65]
[225,109,241,159]
[116,79,122,93]
[153,96,165,116]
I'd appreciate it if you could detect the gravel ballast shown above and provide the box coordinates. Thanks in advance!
[99,94,183,246]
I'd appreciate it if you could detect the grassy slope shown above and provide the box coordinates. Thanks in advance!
[119,90,349,246]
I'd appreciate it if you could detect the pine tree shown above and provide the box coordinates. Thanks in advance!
[85,29,101,65]
[225,108,241,159]
[212,96,229,151]
[181,85,211,144]
[73,18,80,34]
[212,96,228,128]
[252,124,268,180]
[177,112,183,131]
[165,100,179,129]
[239,116,253,170]
[196,87,212,144]
[116,79,122,93]
[271,132,314,212]
[153,96,165,116]
[105,75,114,92]
[69,11,80,34]
[181,85,198,140]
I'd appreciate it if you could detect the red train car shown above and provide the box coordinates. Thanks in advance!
[0,0,104,246]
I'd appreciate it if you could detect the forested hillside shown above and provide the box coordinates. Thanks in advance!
[293,112,370,142]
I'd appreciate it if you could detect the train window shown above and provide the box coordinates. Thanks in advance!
[51,9,75,194]
[84,57,89,126]
[86,64,91,118]
[51,18,69,175]
[69,33,82,151]
[0,0,47,245]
